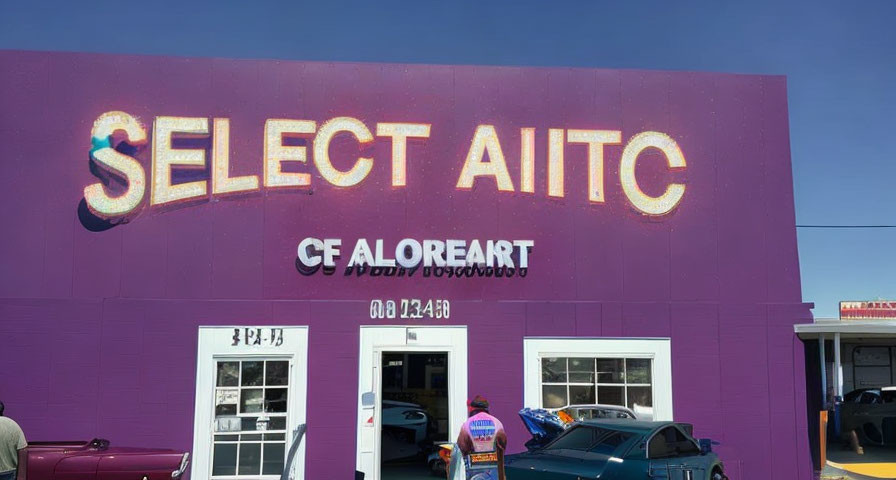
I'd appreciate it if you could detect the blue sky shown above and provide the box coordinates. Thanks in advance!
[2,0,894,317]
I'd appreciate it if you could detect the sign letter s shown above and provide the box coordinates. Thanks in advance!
[84,111,148,219]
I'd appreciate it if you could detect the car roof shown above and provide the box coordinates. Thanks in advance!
[578,419,674,434]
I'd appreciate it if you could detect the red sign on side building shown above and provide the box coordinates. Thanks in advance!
[840,301,896,320]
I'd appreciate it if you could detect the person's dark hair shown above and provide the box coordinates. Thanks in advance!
[0,401,4,416]
[468,395,489,416]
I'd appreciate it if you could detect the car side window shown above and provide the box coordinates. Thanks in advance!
[844,390,863,402]
[860,392,881,404]
[648,427,700,459]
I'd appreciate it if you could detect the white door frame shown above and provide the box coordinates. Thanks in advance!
[522,337,673,421]
[355,326,468,480]
[192,326,309,480]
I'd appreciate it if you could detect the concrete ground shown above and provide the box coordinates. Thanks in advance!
[822,443,896,479]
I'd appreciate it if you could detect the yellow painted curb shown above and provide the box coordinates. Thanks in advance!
[827,460,896,479]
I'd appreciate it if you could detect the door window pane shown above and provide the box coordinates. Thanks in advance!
[263,443,286,475]
[269,416,287,430]
[265,361,289,386]
[241,361,264,386]
[542,385,568,408]
[542,358,567,382]
[212,443,237,476]
[241,417,260,431]
[238,443,261,475]
[217,362,240,387]
[265,388,289,413]
[241,389,264,413]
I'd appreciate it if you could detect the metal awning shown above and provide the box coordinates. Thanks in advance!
[795,319,896,339]
[795,318,896,402]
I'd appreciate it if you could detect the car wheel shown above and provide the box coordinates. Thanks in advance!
[711,469,728,480]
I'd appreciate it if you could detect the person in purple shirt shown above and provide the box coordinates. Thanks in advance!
[456,396,506,480]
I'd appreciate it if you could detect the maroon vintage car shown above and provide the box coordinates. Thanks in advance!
[16,438,189,480]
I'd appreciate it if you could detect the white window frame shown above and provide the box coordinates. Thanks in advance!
[192,326,309,480]
[523,337,673,421]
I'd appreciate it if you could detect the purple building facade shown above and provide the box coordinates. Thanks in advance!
[0,50,813,480]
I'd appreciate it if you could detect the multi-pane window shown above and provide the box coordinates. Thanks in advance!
[540,357,652,411]
[212,359,290,478]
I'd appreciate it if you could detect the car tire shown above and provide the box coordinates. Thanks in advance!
[711,469,728,480]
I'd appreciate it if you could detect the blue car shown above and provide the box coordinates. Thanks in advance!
[506,414,728,480]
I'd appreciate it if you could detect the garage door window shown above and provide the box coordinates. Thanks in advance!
[540,357,653,410]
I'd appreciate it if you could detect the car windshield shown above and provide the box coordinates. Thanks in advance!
[544,425,633,455]
[648,427,700,459]
[883,390,896,403]
[844,389,866,402]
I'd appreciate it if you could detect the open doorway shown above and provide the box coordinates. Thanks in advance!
[380,352,449,480]
[355,326,467,480]
[798,323,896,478]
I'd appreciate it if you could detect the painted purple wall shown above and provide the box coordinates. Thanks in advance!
[0,50,812,480]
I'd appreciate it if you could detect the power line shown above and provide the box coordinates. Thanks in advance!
[796,225,896,229]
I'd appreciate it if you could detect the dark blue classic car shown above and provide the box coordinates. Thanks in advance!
[505,417,728,480]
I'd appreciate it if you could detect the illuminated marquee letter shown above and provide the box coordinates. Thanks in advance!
[264,119,316,189]
[619,131,687,215]
[314,117,374,187]
[212,118,259,195]
[151,116,209,206]
[547,128,565,197]
[567,129,622,203]
[456,125,514,191]
[376,123,431,187]
[520,128,535,194]
[84,111,148,218]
